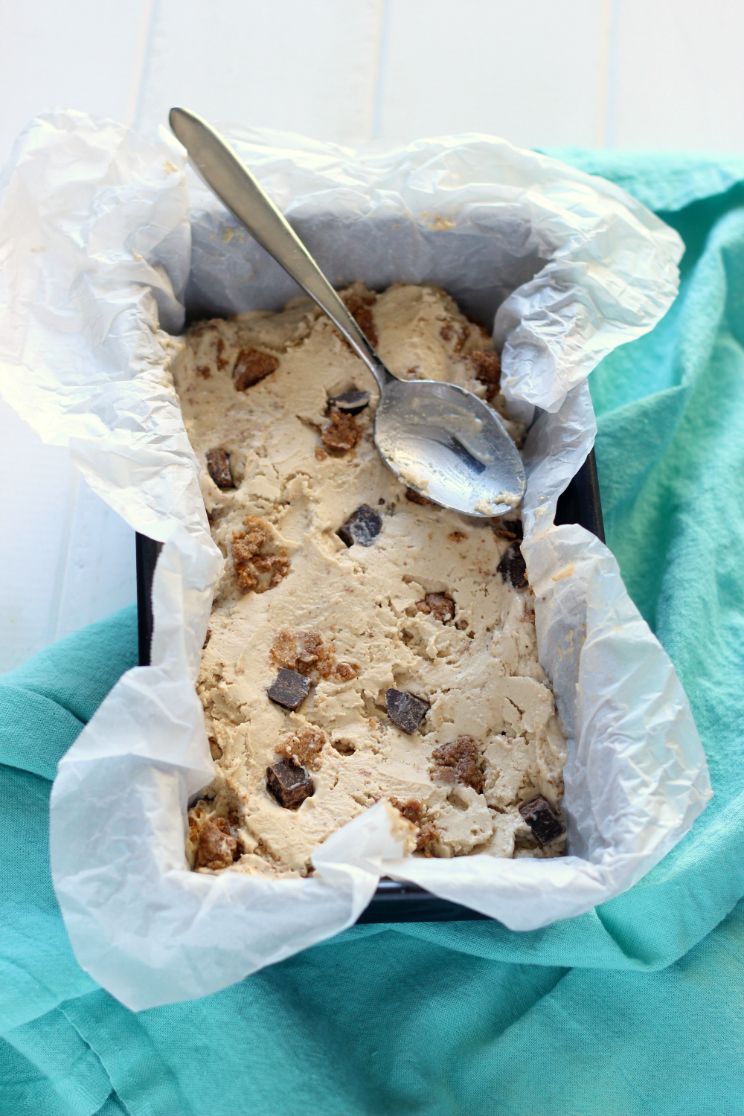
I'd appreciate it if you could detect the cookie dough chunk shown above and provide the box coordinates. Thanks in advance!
[232,516,290,593]
[431,736,484,793]
[173,283,567,876]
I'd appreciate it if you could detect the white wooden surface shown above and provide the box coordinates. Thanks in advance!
[1,0,742,670]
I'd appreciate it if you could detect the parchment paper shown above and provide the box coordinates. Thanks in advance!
[0,112,710,1010]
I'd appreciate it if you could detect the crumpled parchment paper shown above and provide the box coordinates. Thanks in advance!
[0,112,710,1010]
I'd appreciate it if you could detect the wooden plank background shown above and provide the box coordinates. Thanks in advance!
[1,0,742,669]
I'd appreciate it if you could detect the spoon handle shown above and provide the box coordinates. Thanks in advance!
[169,108,390,393]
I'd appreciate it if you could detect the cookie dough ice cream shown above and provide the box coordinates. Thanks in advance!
[172,283,567,877]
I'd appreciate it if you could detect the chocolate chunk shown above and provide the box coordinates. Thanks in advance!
[267,668,310,710]
[266,760,315,809]
[337,504,382,547]
[232,347,279,390]
[492,517,523,542]
[416,592,456,624]
[519,796,565,846]
[328,388,371,415]
[497,543,528,589]
[206,448,235,490]
[431,736,484,792]
[386,688,430,734]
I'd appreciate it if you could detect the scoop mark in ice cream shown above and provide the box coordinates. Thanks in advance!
[386,688,430,734]
[267,668,311,711]
[266,760,315,809]
[519,796,565,846]
[337,504,383,547]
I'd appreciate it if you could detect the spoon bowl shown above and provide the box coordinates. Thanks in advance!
[169,107,526,517]
[375,378,525,515]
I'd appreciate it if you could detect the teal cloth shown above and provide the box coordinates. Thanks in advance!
[2,153,744,1115]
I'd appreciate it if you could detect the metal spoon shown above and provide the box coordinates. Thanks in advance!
[169,107,525,517]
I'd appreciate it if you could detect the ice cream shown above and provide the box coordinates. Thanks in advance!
[171,283,567,876]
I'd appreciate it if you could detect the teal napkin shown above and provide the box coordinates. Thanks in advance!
[2,152,744,1115]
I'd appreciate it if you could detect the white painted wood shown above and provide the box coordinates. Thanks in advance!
[0,398,136,670]
[53,479,136,645]
[374,0,610,148]
[0,0,150,667]
[135,0,384,144]
[0,401,76,671]
[0,0,153,164]
[608,0,744,150]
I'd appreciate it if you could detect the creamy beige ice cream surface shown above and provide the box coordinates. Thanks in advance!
[171,283,567,877]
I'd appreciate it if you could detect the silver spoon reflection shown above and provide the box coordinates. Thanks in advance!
[169,107,525,517]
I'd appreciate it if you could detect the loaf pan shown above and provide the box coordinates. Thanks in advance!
[136,450,604,923]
